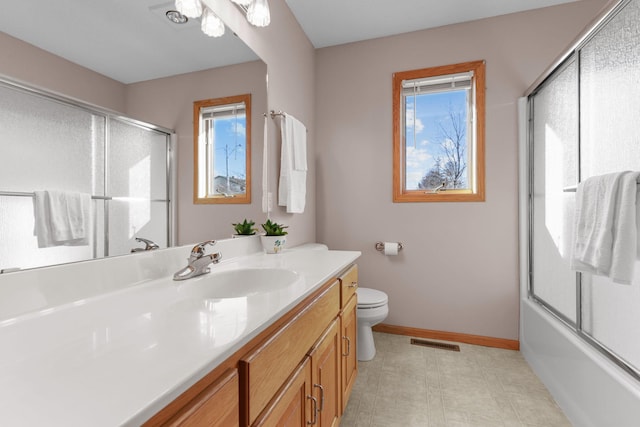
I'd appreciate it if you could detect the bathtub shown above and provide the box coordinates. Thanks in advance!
[517,98,640,427]
[520,299,640,427]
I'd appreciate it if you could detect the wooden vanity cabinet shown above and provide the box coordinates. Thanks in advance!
[252,358,313,427]
[338,266,358,411]
[146,264,359,427]
[240,280,340,425]
[339,264,358,306]
[252,302,342,427]
[309,319,341,427]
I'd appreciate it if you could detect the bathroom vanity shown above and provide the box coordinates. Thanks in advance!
[0,237,360,426]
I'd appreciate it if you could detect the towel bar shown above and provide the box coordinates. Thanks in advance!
[0,191,169,202]
[563,182,639,192]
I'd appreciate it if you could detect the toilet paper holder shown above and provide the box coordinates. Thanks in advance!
[375,241,403,252]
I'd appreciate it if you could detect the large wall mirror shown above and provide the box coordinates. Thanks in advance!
[0,0,267,272]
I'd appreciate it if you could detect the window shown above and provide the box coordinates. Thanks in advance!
[393,61,485,202]
[194,94,251,204]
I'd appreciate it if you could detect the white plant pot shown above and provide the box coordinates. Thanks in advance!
[260,235,286,254]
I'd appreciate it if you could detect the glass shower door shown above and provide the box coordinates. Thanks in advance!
[530,57,579,324]
[579,0,640,374]
[107,118,170,256]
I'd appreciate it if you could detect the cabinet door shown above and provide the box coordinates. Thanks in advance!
[253,358,314,427]
[166,369,239,427]
[340,296,358,412]
[241,281,340,424]
[309,319,341,427]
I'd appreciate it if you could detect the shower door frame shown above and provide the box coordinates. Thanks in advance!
[0,75,175,261]
[525,0,640,382]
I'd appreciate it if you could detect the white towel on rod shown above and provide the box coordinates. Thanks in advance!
[33,190,91,248]
[278,114,307,213]
[571,171,640,284]
[261,114,270,215]
[609,171,640,284]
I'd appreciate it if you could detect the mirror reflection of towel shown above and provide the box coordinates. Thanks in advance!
[33,190,91,248]
[278,114,307,213]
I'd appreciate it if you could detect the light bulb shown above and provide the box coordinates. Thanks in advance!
[201,8,225,38]
[230,0,253,6]
[175,0,202,19]
[247,0,270,27]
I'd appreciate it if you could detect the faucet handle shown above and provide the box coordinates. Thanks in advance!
[190,240,216,258]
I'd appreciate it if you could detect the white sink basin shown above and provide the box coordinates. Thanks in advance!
[182,268,301,299]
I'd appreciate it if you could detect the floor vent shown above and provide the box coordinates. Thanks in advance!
[410,338,460,352]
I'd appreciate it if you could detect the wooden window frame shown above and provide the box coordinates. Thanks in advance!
[193,94,251,204]
[392,60,485,202]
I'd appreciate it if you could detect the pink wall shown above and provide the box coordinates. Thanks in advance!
[1,0,610,341]
[0,32,126,112]
[125,61,268,245]
[207,0,316,246]
[314,0,609,340]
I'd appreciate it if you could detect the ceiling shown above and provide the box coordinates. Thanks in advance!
[0,0,259,84]
[0,0,578,84]
[285,0,580,48]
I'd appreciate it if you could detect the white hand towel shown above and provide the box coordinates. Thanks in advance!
[262,114,270,214]
[33,190,91,247]
[290,117,307,172]
[33,191,54,248]
[571,173,622,276]
[571,171,639,284]
[278,114,307,213]
[609,171,640,284]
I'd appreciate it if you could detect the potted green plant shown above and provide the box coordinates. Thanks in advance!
[260,219,288,254]
[232,219,257,237]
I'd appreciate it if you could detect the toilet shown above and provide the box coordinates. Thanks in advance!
[356,287,389,361]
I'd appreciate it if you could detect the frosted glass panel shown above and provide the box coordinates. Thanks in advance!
[580,0,640,178]
[0,196,104,270]
[531,59,578,322]
[108,200,168,256]
[108,120,168,200]
[582,272,640,372]
[0,84,105,194]
[579,0,640,374]
[0,79,171,271]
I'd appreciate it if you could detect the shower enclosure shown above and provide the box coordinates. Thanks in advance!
[0,77,174,271]
[521,0,640,425]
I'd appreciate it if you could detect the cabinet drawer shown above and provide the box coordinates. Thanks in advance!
[241,280,340,425]
[339,265,358,308]
[165,369,239,427]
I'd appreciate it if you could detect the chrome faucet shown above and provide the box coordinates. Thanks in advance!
[173,240,222,281]
[131,237,160,252]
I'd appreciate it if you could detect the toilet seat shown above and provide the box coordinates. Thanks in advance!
[357,287,388,309]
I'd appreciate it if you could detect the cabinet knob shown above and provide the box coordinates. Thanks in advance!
[348,281,358,288]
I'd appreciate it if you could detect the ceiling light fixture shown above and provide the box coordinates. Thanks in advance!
[201,8,225,37]
[247,0,270,27]
[175,0,203,19]
[172,0,271,39]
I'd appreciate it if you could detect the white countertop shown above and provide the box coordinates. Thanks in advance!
[0,246,360,426]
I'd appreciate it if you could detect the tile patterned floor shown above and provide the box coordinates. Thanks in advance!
[341,332,572,427]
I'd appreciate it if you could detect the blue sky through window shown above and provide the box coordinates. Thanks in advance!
[212,115,246,183]
[404,89,468,190]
